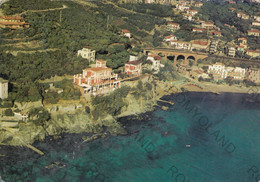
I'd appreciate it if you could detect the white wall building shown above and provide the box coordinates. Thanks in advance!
[0,78,8,99]
[77,48,96,62]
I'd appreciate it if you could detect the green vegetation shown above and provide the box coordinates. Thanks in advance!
[2,0,62,15]
[91,86,131,120]
[28,107,50,125]
[119,3,174,17]
[92,1,166,37]
[155,61,179,81]
[4,108,14,116]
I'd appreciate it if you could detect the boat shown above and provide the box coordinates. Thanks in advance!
[186,145,191,148]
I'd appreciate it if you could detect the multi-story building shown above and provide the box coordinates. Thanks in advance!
[125,61,142,76]
[0,15,29,29]
[246,68,260,84]
[237,12,249,19]
[74,60,120,94]
[147,55,164,73]
[231,67,246,80]
[167,22,180,31]
[208,62,226,80]
[228,47,236,57]
[0,78,8,99]
[176,4,189,11]
[170,40,191,50]
[186,9,198,16]
[238,37,247,46]
[77,48,96,61]
[191,40,209,51]
[248,29,260,36]
[183,13,193,21]
[209,40,218,54]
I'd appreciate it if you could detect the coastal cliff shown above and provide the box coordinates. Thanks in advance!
[0,76,173,148]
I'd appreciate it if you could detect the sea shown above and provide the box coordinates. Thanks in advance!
[0,92,259,182]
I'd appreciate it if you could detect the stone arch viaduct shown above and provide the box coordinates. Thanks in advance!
[144,48,209,66]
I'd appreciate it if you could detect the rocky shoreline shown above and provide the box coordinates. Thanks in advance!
[0,76,258,156]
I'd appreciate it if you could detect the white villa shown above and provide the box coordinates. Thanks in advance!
[77,47,96,62]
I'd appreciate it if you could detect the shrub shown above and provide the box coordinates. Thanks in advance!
[5,109,14,116]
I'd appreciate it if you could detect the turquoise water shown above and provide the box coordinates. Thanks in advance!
[0,92,259,182]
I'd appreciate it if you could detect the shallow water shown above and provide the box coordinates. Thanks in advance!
[0,92,259,182]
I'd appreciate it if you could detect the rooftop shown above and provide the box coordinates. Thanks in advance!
[193,40,208,46]
[84,67,111,72]
[126,61,142,65]
[122,29,130,33]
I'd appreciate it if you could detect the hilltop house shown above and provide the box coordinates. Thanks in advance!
[0,78,8,99]
[170,40,191,50]
[236,12,249,20]
[176,4,189,11]
[238,37,247,46]
[147,55,164,73]
[247,29,260,36]
[74,60,120,94]
[208,63,246,81]
[122,29,131,38]
[125,61,142,76]
[187,9,198,16]
[183,13,193,21]
[192,28,205,33]
[77,47,96,61]
[167,22,180,31]
[0,15,29,29]
[164,35,177,42]
[194,2,203,7]
[246,68,260,84]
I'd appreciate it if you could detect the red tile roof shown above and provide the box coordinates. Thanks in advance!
[122,29,130,33]
[168,22,180,26]
[126,61,142,65]
[193,40,208,45]
[247,49,260,53]
[85,67,111,72]
[248,29,259,33]
[193,28,205,31]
